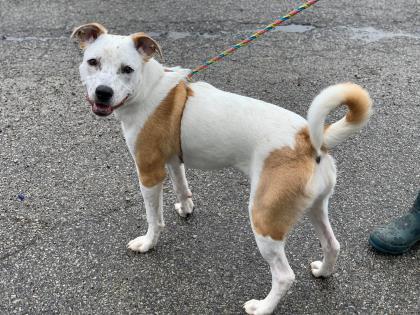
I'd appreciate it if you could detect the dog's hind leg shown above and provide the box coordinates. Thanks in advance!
[244,235,295,315]
[127,182,165,252]
[243,134,316,313]
[244,158,311,314]
[307,196,340,277]
[167,156,194,217]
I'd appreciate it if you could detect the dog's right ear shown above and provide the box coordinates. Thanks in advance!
[71,23,108,49]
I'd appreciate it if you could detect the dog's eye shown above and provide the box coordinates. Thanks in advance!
[121,65,134,74]
[87,58,98,66]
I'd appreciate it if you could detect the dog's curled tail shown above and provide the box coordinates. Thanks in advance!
[307,82,373,155]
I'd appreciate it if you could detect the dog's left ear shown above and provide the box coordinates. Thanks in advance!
[71,23,108,49]
[131,33,163,60]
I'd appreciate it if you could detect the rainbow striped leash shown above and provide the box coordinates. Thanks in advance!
[186,0,319,81]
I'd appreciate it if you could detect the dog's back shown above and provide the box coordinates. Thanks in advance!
[180,81,308,173]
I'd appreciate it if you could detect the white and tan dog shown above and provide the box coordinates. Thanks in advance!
[72,23,372,315]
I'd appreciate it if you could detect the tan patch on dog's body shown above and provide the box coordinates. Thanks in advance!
[135,81,190,187]
[252,128,316,240]
[342,83,372,124]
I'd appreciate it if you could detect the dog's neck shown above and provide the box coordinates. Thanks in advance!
[114,58,186,153]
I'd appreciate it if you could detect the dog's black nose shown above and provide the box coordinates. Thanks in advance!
[95,85,114,103]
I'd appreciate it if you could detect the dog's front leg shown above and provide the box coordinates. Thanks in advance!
[167,156,194,217]
[127,182,165,253]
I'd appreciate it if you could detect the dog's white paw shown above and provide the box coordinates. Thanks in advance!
[127,235,155,253]
[244,299,274,315]
[174,198,194,217]
[310,260,333,278]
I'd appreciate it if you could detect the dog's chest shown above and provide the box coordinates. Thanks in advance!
[121,81,189,186]
[120,79,187,154]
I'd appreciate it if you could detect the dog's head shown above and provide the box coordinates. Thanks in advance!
[71,23,162,116]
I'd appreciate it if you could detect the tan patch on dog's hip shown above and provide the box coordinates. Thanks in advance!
[252,128,316,240]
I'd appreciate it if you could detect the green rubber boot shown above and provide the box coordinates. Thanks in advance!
[369,192,420,254]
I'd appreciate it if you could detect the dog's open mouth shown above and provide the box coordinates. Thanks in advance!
[86,95,129,117]
[92,102,113,116]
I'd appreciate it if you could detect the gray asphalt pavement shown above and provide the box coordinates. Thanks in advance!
[0,0,419,314]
